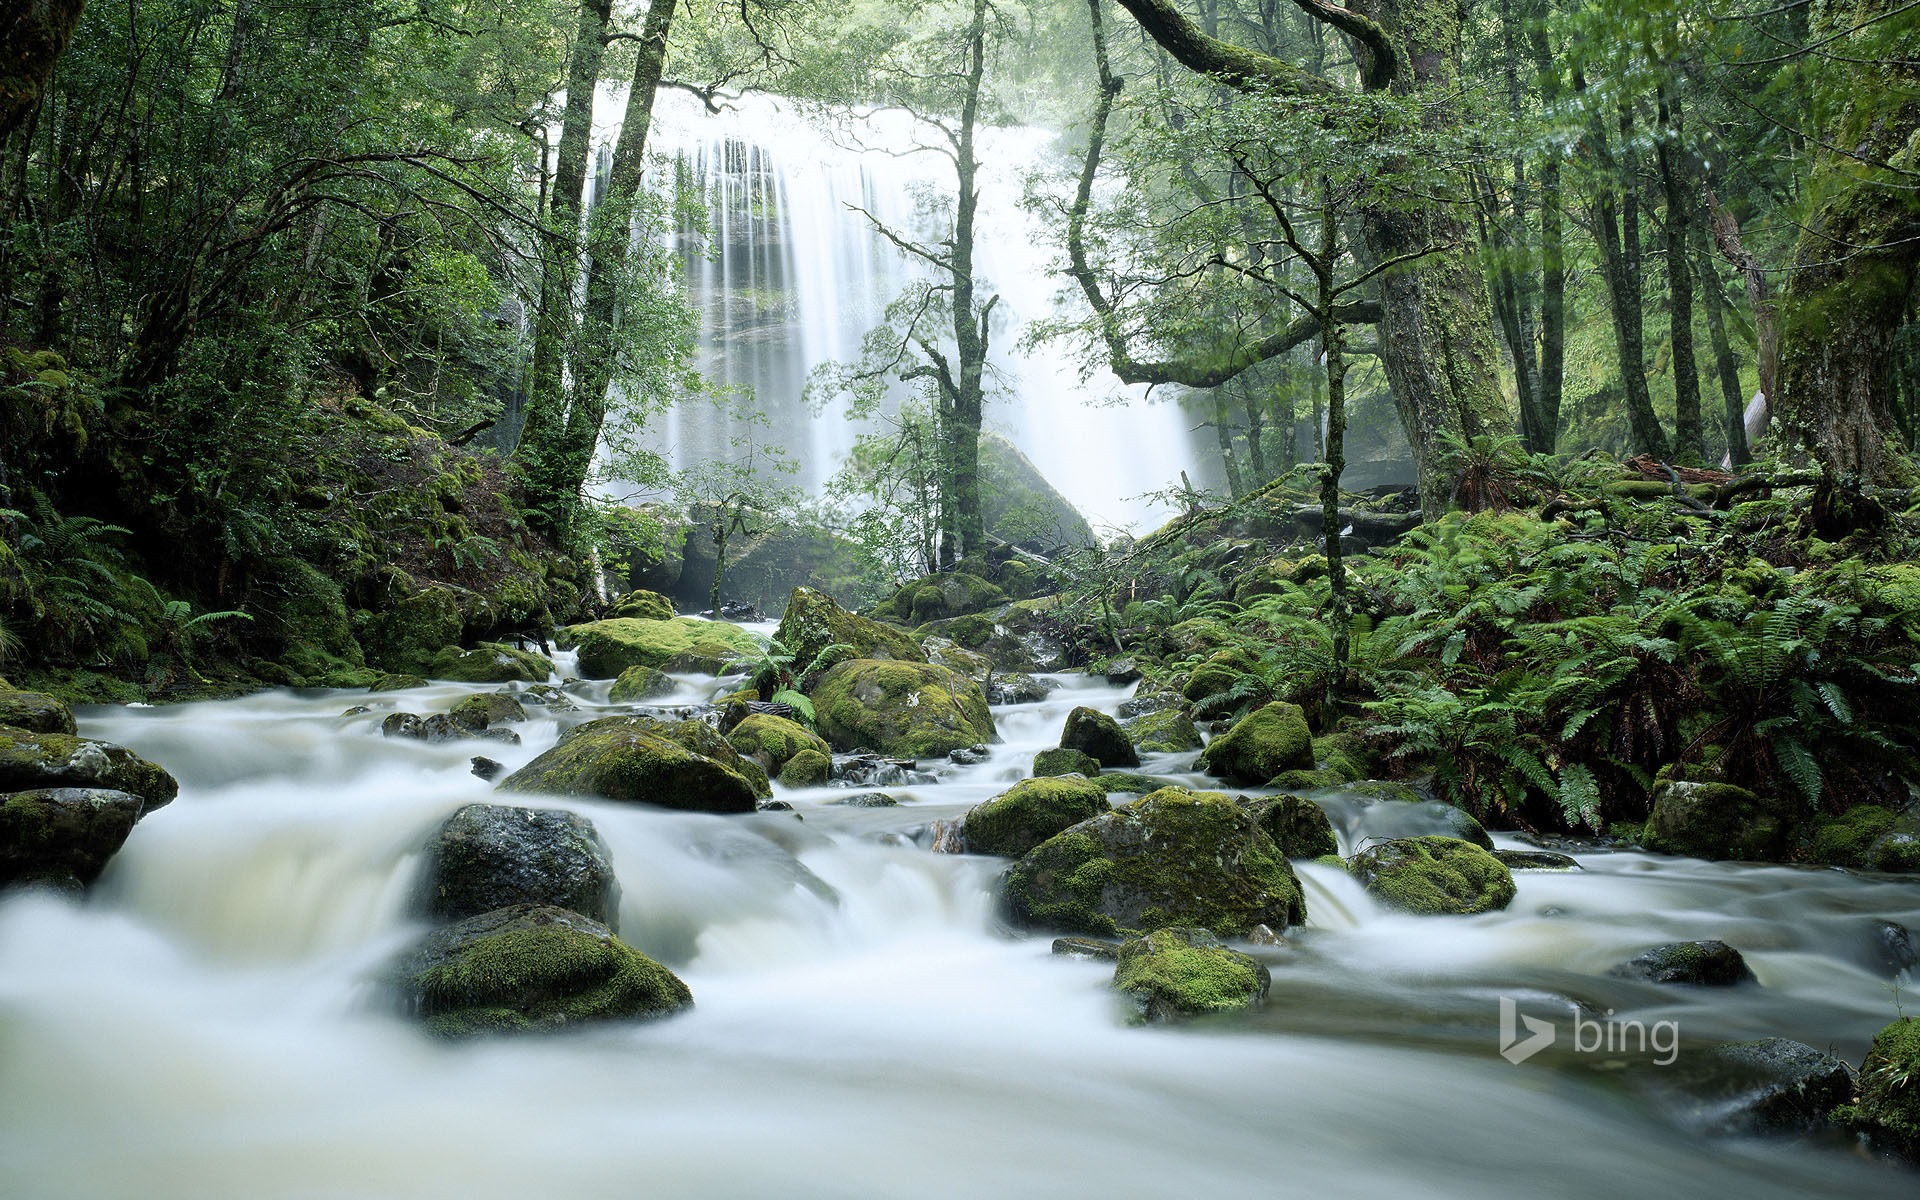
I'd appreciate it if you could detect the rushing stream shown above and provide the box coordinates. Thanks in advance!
[2,653,1916,1198]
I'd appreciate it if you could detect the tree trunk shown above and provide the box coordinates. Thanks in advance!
[1213,390,1244,497]
[1527,11,1566,450]
[1586,88,1670,460]
[0,0,86,141]
[1775,0,1920,483]
[939,0,992,566]
[1656,86,1704,463]
[1693,221,1749,466]
[1351,0,1509,517]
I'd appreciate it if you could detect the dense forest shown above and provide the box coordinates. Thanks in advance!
[2,0,1920,1191]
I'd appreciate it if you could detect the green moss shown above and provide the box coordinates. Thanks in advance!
[1060,705,1139,768]
[0,690,76,735]
[0,727,178,813]
[499,718,762,812]
[566,617,764,679]
[1345,780,1424,804]
[369,673,429,692]
[447,693,527,732]
[363,586,465,674]
[726,713,829,772]
[1034,747,1102,777]
[1112,927,1268,1023]
[1268,768,1346,791]
[1348,836,1516,915]
[609,589,675,621]
[777,748,832,787]
[1244,794,1338,858]
[1001,787,1305,938]
[1198,702,1314,784]
[1806,806,1920,872]
[811,658,995,759]
[1644,779,1798,861]
[404,906,692,1039]
[608,664,675,702]
[1836,1017,1920,1158]
[774,586,924,672]
[963,776,1108,857]
[428,642,550,683]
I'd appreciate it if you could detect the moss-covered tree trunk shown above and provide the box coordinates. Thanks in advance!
[0,0,84,140]
[1656,86,1704,463]
[1775,0,1920,483]
[1350,0,1508,517]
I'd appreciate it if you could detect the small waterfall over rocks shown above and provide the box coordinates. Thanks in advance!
[629,90,1201,535]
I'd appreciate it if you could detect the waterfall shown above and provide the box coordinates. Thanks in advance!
[621,90,1201,535]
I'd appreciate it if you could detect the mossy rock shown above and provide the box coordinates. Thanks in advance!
[1348,836,1515,915]
[1344,779,1425,805]
[428,643,551,684]
[777,748,831,787]
[262,556,370,683]
[390,904,691,1038]
[921,636,993,681]
[1805,805,1920,873]
[1167,619,1239,658]
[1034,747,1102,778]
[1310,731,1373,782]
[1198,702,1313,785]
[1059,706,1139,768]
[1241,794,1338,858]
[0,727,177,815]
[1836,1017,1920,1161]
[566,617,764,679]
[1609,939,1756,986]
[0,788,145,890]
[727,713,830,773]
[369,673,430,692]
[962,775,1108,857]
[1180,649,1257,707]
[1267,768,1348,792]
[1120,707,1201,754]
[363,586,465,674]
[497,717,762,813]
[0,691,76,736]
[1644,779,1798,862]
[608,664,675,702]
[1097,772,1175,795]
[447,693,527,732]
[1002,787,1306,938]
[417,804,619,927]
[914,597,1069,673]
[609,589,676,621]
[774,586,924,675]
[811,659,995,759]
[659,643,749,675]
[1112,926,1270,1024]
[607,715,772,797]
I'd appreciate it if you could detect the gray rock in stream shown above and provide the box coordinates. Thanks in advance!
[0,787,145,890]
[417,803,620,928]
[1680,1038,1856,1137]
[1610,939,1756,986]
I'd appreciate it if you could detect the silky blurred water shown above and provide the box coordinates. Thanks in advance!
[1,666,1914,1198]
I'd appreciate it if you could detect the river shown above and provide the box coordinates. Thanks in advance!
[1,658,1915,1198]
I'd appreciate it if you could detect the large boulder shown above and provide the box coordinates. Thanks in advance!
[1197,702,1313,785]
[362,585,465,674]
[1060,706,1138,769]
[1121,707,1202,754]
[1002,787,1306,938]
[1805,805,1920,872]
[498,718,762,813]
[1348,836,1515,915]
[608,665,675,702]
[1642,779,1798,862]
[417,804,620,927]
[962,776,1108,857]
[777,748,831,787]
[0,788,145,890]
[427,643,551,684]
[1610,940,1756,986]
[811,659,995,759]
[565,617,763,679]
[1033,747,1102,778]
[773,586,924,673]
[978,431,1096,550]
[1690,1038,1855,1137]
[609,588,675,621]
[1112,927,1271,1024]
[1838,1017,1920,1161]
[389,904,691,1038]
[447,693,527,733]
[0,727,177,814]
[914,597,1070,674]
[0,690,76,735]
[1241,794,1338,858]
[726,713,830,775]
